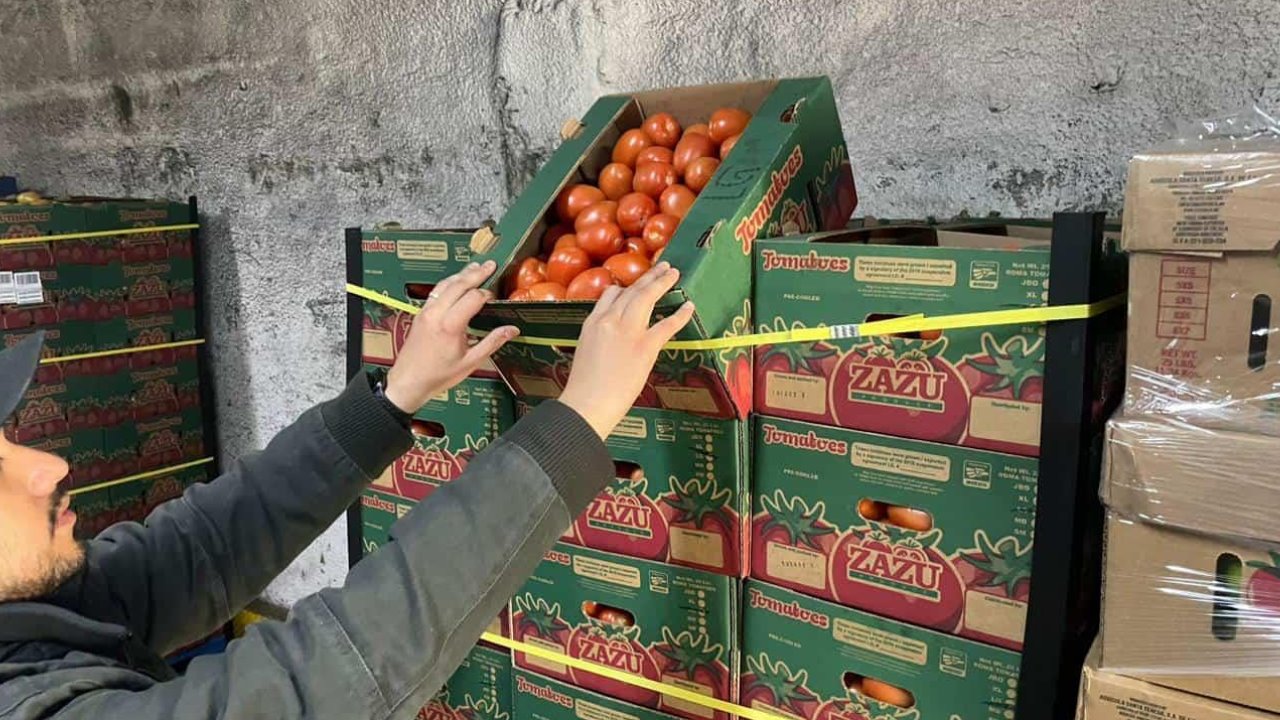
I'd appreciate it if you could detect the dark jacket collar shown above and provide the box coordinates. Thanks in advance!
[0,600,176,681]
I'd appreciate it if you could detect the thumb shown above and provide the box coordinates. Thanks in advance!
[463,326,520,368]
[646,302,695,351]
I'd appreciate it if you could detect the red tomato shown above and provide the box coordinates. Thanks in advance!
[509,288,532,301]
[624,237,647,255]
[708,107,751,142]
[553,233,580,250]
[861,679,915,708]
[641,112,682,148]
[596,607,635,627]
[684,156,720,193]
[612,129,653,167]
[616,192,658,235]
[546,246,591,285]
[574,201,619,233]
[566,267,617,300]
[633,162,678,198]
[603,252,651,287]
[636,146,674,166]
[598,163,634,200]
[541,223,573,254]
[577,221,624,261]
[719,133,740,159]
[526,282,567,301]
[659,184,696,219]
[858,499,887,521]
[886,505,934,532]
[683,123,710,138]
[555,184,605,222]
[514,257,547,290]
[642,213,679,253]
[673,133,718,175]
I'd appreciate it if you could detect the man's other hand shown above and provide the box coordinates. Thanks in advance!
[558,262,695,439]
[384,261,519,414]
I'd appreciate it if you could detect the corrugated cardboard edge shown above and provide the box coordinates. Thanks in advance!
[1103,415,1280,544]
[1080,645,1277,720]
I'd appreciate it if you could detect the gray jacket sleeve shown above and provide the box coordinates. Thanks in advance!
[90,372,415,655]
[59,385,613,719]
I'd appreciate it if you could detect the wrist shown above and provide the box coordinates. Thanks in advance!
[556,388,615,440]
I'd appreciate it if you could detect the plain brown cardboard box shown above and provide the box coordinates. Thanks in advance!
[1078,648,1277,720]
[1121,146,1280,436]
[1099,514,1280,713]
[1104,415,1280,543]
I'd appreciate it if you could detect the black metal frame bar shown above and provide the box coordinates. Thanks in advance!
[344,227,366,566]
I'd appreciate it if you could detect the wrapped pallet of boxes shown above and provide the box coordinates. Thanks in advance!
[1078,645,1278,720]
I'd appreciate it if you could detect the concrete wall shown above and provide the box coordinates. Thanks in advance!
[2,0,1277,607]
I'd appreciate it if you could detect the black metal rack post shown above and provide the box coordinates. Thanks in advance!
[344,227,366,567]
[189,196,222,480]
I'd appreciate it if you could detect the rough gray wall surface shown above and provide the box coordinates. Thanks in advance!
[2,0,1277,607]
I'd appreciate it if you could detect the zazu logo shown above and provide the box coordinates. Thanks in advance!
[747,587,830,629]
[361,238,397,254]
[759,248,850,273]
[572,632,646,674]
[131,276,169,300]
[17,398,61,426]
[398,440,462,486]
[735,145,804,254]
[585,490,654,539]
[515,676,575,709]
[844,535,944,601]
[845,350,949,412]
[140,429,181,457]
[544,549,572,565]
[760,424,849,456]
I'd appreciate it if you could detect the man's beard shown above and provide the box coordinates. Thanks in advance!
[48,482,68,535]
[0,541,86,602]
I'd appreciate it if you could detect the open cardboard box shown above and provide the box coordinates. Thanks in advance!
[465,77,858,419]
[1121,146,1280,437]
[752,220,1125,456]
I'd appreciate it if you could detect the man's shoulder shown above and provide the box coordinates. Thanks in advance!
[0,639,154,716]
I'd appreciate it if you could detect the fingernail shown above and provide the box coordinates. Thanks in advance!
[657,261,670,271]
[484,260,496,269]
[468,262,480,270]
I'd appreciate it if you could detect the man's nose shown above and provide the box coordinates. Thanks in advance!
[22,447,70,497]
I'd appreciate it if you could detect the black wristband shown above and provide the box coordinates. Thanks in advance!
[366,367,413,427]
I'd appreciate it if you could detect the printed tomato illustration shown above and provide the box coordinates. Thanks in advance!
[512,594,572,681]
[1246,552,1280,614]
[566,619,661,707]
[740,653,820,719]
[723,352,752,418]
[828,524,964,634]
[574,475,670,560]
[830,337,969,444]
[660,476,737,574]
[393,431,470,502]
[812,697,872,720]
[652,350,737,418]
[751,490,837,596]
[653,628,731,720]
[954,530,1032,649]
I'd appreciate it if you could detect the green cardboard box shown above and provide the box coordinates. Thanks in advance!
[24,427,104,489]
[754,223,1061,456]
[511,542,739,720]
[94,307,198,351]
[468,77,859,420]
[0,203,85,274]
[366,371,514,503]
[741,580,1020,720]
[71,486,114,539]
[131,407,204,471]
[750,416,1037,651]
[358,227,498,376]
[110,464,208,526]
[513,669,683,720]
[522,400,749,577]
[420,645,512,720]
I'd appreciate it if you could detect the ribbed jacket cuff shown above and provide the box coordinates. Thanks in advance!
[320,373,414,478]
[501,400,613,516]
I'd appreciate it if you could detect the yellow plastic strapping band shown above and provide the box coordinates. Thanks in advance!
[348,283,1125,350]
[0,223,200,246]
[38,338,206,365]
[478,632,790,720]
[68,457,216,497]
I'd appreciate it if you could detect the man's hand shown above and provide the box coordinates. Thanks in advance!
[558,262,695,438]
[384,261,519,414]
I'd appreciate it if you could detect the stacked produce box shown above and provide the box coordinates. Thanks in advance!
[0,196,212,537]
[1079,132,1280,718]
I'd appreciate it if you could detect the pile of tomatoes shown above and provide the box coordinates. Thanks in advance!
[505,106,753,301]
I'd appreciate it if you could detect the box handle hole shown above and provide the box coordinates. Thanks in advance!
[614,459,644,481]
[1248,294,1271,371]
[405,282,437,301]
[581,601,635,628]
[843,672,916,708]
[410,420,446,438]
[864,313,942,341]
[1212,552,1242,641]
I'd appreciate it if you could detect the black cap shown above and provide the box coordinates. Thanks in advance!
[0,331,44,425]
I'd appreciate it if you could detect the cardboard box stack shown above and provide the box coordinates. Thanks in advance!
[1082,134,1280,717]
[0,197,211,535]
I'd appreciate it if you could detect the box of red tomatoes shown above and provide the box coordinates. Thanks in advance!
[753,223,1058,456]
[741,581,1021,720]
[522,399,749,577]
[513,668,684,720]
[357,226,501,378]
[466,77,858,420]
[751,416,1038,651]
[510,542,739,720]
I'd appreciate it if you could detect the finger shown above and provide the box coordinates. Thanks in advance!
[431,260,497,311]
[621,264,680,327]
[646,301,696,348]
[610,261,671,319]
[442,287,494,333]
[463,326,520,367]
[593,284,623,316]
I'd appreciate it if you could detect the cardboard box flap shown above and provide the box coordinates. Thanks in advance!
[1122,146,1280,253]
[1103,415,1280,543]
